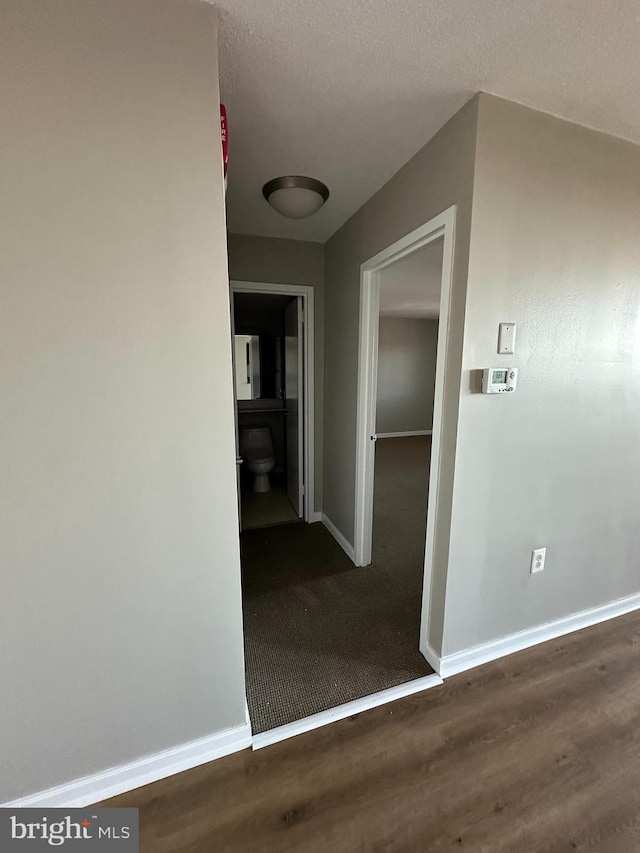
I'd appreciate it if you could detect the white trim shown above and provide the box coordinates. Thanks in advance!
[420,641,443,675]
[418,212,457,655]
[430,591,640,678]
[354,208,456,569]
[252,674,443,750]
[377,430,432,439]
[310,510,323,523]
[321,513,355,561]
[230,281,315,523]
[1,722,251,809]
[353,203,457,693]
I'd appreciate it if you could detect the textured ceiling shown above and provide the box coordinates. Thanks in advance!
[380,239,443,319]
[217,0,640,242]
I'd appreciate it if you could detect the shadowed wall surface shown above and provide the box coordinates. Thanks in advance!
[376,318,438,433]
[0,0,245,803]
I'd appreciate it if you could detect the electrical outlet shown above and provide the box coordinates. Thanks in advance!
[530,547,546,574]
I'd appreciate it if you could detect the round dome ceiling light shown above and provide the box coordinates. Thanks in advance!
[262,175,329,219]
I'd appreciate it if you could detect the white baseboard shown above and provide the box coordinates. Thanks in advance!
[420,641,443,675]
[1,721,252,809]
[321,513,355,562]
[252,673,442,750]
[310,511,323,523]
[376,430,432,439]
[431,591,640,678]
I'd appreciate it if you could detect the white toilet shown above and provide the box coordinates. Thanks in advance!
[240,426,276,493]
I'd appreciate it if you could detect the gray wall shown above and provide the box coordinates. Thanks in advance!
[228,234,325,511]
[376,318,438,433]
[441,95,640,655]
[0,0,246,803]
[323,97,479,645]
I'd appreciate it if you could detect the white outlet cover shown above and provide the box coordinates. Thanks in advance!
[530,547,546,574]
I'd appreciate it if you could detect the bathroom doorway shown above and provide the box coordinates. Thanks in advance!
[230,282,315,531]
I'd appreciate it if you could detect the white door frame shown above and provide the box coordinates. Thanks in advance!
[228,290,243,531]
[353,205,457,624]
[230,280,315,522]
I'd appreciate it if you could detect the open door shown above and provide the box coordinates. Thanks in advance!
[229,294,243,532]
[285,297,304,518]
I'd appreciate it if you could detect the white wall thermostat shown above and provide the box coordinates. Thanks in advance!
[482,367,518,394]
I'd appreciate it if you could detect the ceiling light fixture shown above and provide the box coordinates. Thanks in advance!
[262,175,329,219]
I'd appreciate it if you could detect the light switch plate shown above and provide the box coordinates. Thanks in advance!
[498,322,516,354]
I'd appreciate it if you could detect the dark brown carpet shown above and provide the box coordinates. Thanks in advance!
[242,436,433,734]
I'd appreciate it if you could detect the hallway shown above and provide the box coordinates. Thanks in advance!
[242,436,433,734]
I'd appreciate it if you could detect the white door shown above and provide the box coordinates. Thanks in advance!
[285,297,304,517]
[229,296,243,532]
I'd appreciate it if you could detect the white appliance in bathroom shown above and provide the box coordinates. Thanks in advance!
[240,426,276,493]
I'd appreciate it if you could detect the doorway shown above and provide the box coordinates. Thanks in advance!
[354,207,456,655]
[234,208,455,748]
[230,282,315,529]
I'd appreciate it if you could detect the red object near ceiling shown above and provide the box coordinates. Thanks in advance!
[220,104,228,190]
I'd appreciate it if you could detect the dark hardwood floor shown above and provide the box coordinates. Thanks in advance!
[103,609,640,852]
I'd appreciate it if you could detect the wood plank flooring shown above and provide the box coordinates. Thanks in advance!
[102,609,640,852]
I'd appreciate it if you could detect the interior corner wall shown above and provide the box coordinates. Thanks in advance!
[441,94,640,657]
[0,0,246,803]
[376,317,439,434]
[227,234,325,511]
[322,96,479,650]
